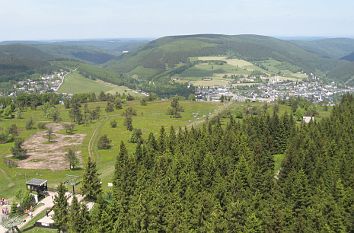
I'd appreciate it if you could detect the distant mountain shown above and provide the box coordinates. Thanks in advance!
[1,35,354,86]
[32,44,117,64]
[0,39,149,64]
[327,61,354,84]
[105,34,348,81]
[292,38,354,59]
[341,52,354,62]
[49,39,150,56]
[0,44,54,82]
[0,39,149,83]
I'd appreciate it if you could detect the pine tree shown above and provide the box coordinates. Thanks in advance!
[158,126,166,152]
[114,142,128,189]
[69,195,81,233]
[124,114,133,131]
[168,126,176,153]
[53,183,68,232]
[81,157,102,201]
[78,202,91,233]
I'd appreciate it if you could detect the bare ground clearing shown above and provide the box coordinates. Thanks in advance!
[17,123,85,170]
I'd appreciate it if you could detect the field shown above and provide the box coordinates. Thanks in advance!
[0,100,220,199]
[173,56,307,87]
[58,71,140,96]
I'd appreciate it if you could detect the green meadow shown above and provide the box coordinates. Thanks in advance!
[58,71,139,96]
[0,100,220,198]
[173,56,307,87]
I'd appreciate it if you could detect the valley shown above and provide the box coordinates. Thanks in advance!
[1,0,354,231]
[0,34,354,233]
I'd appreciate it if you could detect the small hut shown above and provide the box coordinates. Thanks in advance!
[26,178,48,193]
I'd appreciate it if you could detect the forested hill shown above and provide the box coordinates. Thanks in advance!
[105,34,354,83]
[342,52,354,61]
[292,38,354,59]
[67,95,354,232]
[0,44,54,82]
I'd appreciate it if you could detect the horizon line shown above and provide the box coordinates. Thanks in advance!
[1,33,354,43]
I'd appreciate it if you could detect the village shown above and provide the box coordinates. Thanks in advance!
[8,70,69,96]
[195,73,354,104]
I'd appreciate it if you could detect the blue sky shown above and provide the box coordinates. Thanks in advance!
[0,0,353,40]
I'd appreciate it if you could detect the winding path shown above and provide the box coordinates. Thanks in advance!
[87,114,121,160]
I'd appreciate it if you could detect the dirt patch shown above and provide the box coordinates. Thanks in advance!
[17,123,85,170]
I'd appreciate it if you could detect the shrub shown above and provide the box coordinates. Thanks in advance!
[97,135,111,150]
[37,122,46,129]
[64,123,75,134]
[110,120,117,128]
[26,118,34,130]
[0,132,13,144]
[12,138,27,159]
[105,101,114,112]
[129,128,143,143]
[123,107,137,117]
[140,99,147,106]
[124,115,133,131]
[8,124,19,136]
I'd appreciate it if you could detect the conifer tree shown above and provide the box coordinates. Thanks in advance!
[69,195,81,233]
[168,126,176,153]
[81,157,102,201]
[158,126,166,152]
[78,202,91,233]
[53,183,68,232]
[114,142,128,189]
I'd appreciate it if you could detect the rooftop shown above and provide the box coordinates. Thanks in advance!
[26,178,47,186]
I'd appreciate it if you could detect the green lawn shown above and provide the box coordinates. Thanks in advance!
[0,100,220,199]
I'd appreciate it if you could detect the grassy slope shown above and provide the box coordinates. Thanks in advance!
[58,71,139,96]
[0,101,219,198]
[58,71,111,94]
[52,60,131,88]
[175,56,307,86]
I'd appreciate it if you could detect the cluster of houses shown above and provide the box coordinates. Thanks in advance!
[195,74,354,104]
[195,87,233,102]
[9,71,68,96]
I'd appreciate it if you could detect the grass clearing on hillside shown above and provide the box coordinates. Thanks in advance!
[58,71,139,96]
[160,40,216,52]
[177,56,270,86]
[189,76,230,87]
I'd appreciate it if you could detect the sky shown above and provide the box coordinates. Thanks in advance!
[0,0,353,41]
